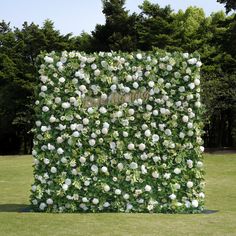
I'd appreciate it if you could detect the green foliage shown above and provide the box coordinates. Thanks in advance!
[217,0,236,13]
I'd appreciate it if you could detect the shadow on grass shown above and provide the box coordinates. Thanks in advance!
[0,204,31,212]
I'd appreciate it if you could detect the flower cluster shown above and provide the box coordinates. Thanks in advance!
[31,50,205,213]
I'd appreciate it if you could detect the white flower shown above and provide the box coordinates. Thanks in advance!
[72,131,80,137]
[196,61,202,67]
[152,171,159,178]
[197,161,203,168]
[148,81,155,87]
[183,53,189,58]
[128,143,135,150]
[55,97,61,104]
[115,189,121,195]
[57,137,64,144]
[79,85,87,92]
[139,143,146,151]
[59,77,65,83]
[65,179,72,186]
[91,63,97,70]
[130,162,138,169]
[79,156,86,164]
[153,110,158,116]
[136,53,142,60]
[110,84,117,91]
[62,102,70,109]
[91,165,98,173]
[117,163,124,170]
[102,127,108,135]
[152,134,159,142]
[92,198,99,204]
[39,202,47,210]
[41,126,48,132]
[62,184,68,191]
[188,83,195,90]
[192,200,199,208]
[199,192,205,198]
[89,139,96,146]
[179,132,185,139]
[46,198,53,205]
[146,104,153,111]
[195,101,201,108]
[187,159,193,168]
[101,166,108,173]
[174,168,181,174]
[133,82,139,89]
[187,58,197,64]
[169,194,176,200]
[194,78,200,86]
[103,185,110,192]
[57,148,64,155]
[144,129,151,137]
[123,131,128,137]
[182,115,189,123]
[174,183,181,190]
[165,129,172,136]
[128,109,135,115]
[123,194,129,200]
[42,106,49,112]
[41,85,47,92]
[144,185,152,192]
[44,56,54,63]
[103,202,110,208]
[187,181,193,188]
[87,107,94,114]
[83,118,89,125]
[94,69,100,76]
[99,107,107,114]
[49,116,56,123]
[43,158,50,165]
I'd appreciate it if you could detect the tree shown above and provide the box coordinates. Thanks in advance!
[92,0,137,51]
[217,0,236,13]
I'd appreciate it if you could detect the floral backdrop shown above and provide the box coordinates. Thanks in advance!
[31,50,205,213]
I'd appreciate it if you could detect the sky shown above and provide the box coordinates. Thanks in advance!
[1,0,226,36]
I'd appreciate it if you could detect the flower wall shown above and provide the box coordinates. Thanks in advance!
[31,50,205,213]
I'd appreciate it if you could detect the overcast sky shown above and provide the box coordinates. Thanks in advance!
[1,0,226,35]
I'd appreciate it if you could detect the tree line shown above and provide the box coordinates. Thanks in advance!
[0,0,235,154]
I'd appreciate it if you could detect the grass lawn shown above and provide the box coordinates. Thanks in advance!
[0,154,235,236]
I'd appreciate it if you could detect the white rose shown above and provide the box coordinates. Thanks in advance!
[115,189,121,195]
[62,102,70,109]
[187,58,197,64]
[101,166,108,173]
[117,163,124,170]
[130,162,138,169]
[165,129,172,136]
[144,129,151,137]
[144,185,152,192]
[148,81,155,87]
[57,148,64,155]
[174,168,181,174]
[196,61,202,67]
[91,165,98,173]
[42,106,49,112]
[39,202,47,210]
[62,184,68,191]
[94,69,100,76]
[182,116,189,123]
[128,109,135,115]
[41,126,48,132]
[43,158,50,165]
[152,171,159,178]
[99,107,107,114]
[87,107,94,114]
[59,77,65,83]
[128,143,135,150]
[192,200,199,208]
[103,185,110,192]
[46,198,53,205]
[153,110,158,116]
[169,194,176,200]
[187,181,193,188]
[89,139,96,146]
[92,198,99,204]
[194,78,200,86]
[44,56,54,63]
[133,82,139,89]
[123,131,128,137]
[139,143,146,151]
[79,156,86,164]
[197,161,203,168]
[55,97,61,104]
[152,134,159,142]
[136,53,142,60]
[123,194,129,200]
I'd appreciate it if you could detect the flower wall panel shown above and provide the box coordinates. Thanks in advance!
[31,50,205,213]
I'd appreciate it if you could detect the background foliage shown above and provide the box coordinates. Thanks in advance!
[0,0,236,154]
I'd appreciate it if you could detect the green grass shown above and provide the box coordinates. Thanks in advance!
[0,154,235,236]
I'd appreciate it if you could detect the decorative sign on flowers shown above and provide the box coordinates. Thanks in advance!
[31,50,205,213]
